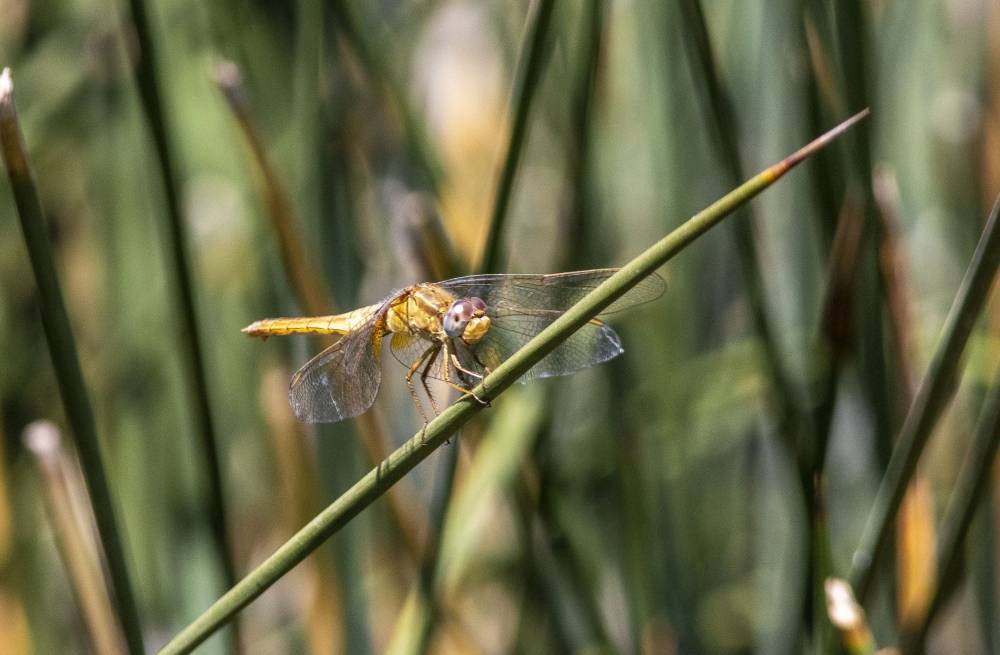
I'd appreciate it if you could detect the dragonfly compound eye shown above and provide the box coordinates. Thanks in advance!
[443,300,475,338]
[470,297,487,313]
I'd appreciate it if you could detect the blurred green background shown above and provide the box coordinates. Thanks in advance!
[2,0,1000,653]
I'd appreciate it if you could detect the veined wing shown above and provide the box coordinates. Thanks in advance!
[433,269,664,381]
[467,311,624,380]
[433,268,665,316]
[288,300,389,422]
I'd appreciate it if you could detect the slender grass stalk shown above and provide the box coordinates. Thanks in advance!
[0,68,146,655]
[478,0,557,274]
[675,0,804,444]
[565,0,607,270]
[835,0,895,472]
[24,421,126,655]
[913,359,1000,648]
[214,64,332,318]
[124,0,238,608]
[875,169,937,634]
[848,190,1000,597]
[812,489,834,654]
[156,110,867,655]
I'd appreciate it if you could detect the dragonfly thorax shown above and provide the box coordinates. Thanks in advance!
[384,286,490,344]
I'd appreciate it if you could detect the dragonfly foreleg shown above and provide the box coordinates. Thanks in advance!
[442,341,489,407]
[456,339,493,391]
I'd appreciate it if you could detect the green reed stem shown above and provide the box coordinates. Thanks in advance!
[0,69,146,655]
[914,359,1000,648]
[849,190,1000,598]
[479,0,557,274]
[157,110,867,655]
[125,0,239,610]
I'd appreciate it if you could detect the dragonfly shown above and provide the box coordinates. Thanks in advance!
[243,269,665,427]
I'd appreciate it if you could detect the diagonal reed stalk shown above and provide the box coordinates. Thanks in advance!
[124,0,239,615]
[24,421,126,655]
[0,68,146,655]
[849,190,1000,598]
[913,357,1000,649]
[155,110,868,655]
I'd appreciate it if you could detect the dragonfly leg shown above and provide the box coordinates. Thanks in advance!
[442,342,489,407]
[455,339,492,391]
[419,347,450,443]
[449,353,491,407]
[419,346,442,416]
[405,346,436,442]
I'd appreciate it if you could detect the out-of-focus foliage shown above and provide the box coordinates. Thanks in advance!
[1,0,1000,654]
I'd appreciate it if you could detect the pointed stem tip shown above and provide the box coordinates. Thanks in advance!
[777,108,870,175]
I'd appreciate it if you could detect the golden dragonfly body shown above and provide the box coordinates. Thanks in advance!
[243,269,664,425]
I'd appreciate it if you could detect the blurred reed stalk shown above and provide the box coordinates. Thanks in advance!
[123,0,238,614]
[214,60,428,562]
[813,187,866,458]
[156,110,868,655]
[24,421,127,655]
[810,191,867,651]
[563,0,606,269]
[529,485,618,652]
[214,61,333,324]
[910,355,1000,652]
[849,189,1000,599]
[874,167,936,635]
[0,68,146,655]
[675,0,806,444]
[677,2,862,647]
[409,440,459,655]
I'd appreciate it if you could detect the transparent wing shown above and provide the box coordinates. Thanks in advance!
[288,307,386,423]
[434,268,665,315]
[429,269,660,381]
[476,315,623,380]
[387,307,626,384]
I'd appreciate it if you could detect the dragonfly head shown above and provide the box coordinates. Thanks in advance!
[443,297,490,342]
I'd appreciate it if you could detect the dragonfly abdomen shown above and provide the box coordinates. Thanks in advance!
[243,305,379,338]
